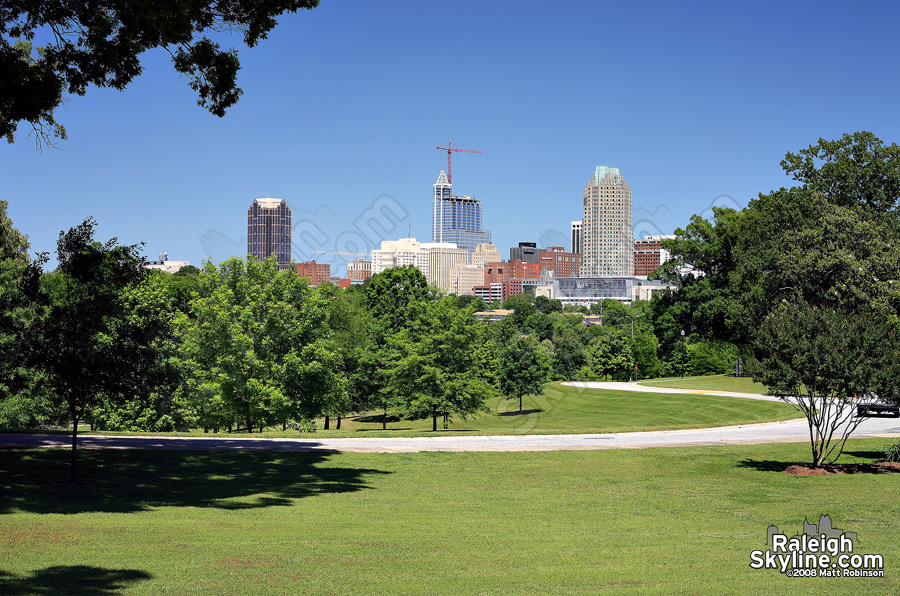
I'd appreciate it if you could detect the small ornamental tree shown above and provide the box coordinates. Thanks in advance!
[752,301,897,466]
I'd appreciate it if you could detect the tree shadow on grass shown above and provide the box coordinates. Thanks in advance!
[497,409,544,417]
[0,448,390,515]
[843,450,889,460]
[736,459,809,473]
[0,566,151,596]
[353,414,402,424]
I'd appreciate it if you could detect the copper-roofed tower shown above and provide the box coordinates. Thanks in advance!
[581,166,633,277]
[247,198,292,270]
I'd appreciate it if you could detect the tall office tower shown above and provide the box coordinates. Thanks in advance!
[432,170,491,255]
[571,221,582,255]
[581,166,633,277]
[247,198,292,270]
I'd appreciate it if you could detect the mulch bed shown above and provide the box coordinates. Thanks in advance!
[784,462,900,475]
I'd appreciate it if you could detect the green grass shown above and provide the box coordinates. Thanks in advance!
[639,374,770,394]
[14,383,800,439]
[1,440,898,595]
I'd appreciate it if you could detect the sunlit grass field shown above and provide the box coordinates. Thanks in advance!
[639,374,770,394]
[1,439,897,595]
[19,382,801,439]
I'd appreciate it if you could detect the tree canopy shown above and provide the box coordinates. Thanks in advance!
[1,0,320,145]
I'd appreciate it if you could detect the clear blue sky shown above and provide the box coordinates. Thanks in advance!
[4,0,900,274]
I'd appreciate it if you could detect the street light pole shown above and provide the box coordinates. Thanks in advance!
[680,329,686,379]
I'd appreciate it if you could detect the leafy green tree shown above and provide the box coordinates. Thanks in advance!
[578,331,634,382]
[0,201,58,427]
[365,265,432,331]
[175,256,342,433]
[391,298,497,430]
[651,206,743,344]
[780,131,900,213]
[32,218,146,481]
[2,0,320,145]
[497,334,551,413]
[88,271,190,432]
[363,265,436,429]
[686,340,740,377]
[752,302,897,466]
[534,295,563,314]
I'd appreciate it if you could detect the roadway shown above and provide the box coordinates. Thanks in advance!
[1,382,897,453]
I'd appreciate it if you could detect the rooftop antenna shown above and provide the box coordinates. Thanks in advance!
[408,220,411,239]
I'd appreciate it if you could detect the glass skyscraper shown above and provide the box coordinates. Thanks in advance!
[247,197,292,270]
[432,170,491,255]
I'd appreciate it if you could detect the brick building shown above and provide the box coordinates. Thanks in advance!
[294,261,331,286]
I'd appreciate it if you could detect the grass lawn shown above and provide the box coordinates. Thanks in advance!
[0,439,897,595]
[13,383,801,439]
[639,374,770,395]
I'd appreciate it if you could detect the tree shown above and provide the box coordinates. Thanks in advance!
[391,298,497,430]
[0,201,57,428]
[32,218,146,481]
[175,256,341,433]
[88,271,190,432]
[1,0,320,145]
[363,265,435,429]
[780,131,900,213]
[578,331,634,382]
[497,334,551,413]
[752,302,897,466]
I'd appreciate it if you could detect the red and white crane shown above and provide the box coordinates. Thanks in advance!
[436,141,481,185]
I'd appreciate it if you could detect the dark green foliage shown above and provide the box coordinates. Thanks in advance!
[752,302,897,465]
[32,218,146,480]
[781,131,900,213]
[1,0,320,144]
[497,334,551,413]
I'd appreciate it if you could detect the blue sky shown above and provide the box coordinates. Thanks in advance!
[4,0,900,274]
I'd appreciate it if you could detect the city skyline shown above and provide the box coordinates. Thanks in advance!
[4,1,899,270]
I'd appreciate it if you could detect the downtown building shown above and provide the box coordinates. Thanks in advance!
[581,166,633,277]
[371,237,467,292]
[634,235,675,276]
[432,170,491,255]
[247,198,292,270]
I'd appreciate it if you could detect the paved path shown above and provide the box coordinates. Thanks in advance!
[1,383,898,453]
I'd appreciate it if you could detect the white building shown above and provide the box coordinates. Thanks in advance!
[144,252,190,274]
[371,237,468,292]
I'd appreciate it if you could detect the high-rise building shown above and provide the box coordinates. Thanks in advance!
[432,170,491,255]
[247,198,292,270]
[571,221,582,255]
[581,166,633,277]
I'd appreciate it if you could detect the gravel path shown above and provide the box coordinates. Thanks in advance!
[2,382,898,453]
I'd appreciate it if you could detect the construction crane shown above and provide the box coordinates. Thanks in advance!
[436,141,481,185]
[312,251,368,257]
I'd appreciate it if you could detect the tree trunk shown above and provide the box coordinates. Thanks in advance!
[383,403,387,430]
[282,420,286,431]
[336,416,342,430]
[324,415,330,430]
[519,394,523,413]
[432,408,437,432]
[70,416,79,484]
